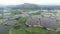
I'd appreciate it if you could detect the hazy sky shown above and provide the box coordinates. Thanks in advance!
[0,0,60,5]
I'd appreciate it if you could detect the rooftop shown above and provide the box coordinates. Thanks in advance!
[26,15,59,30]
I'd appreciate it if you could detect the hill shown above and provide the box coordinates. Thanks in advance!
[1,3,60,10]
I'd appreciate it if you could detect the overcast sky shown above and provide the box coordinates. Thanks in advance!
[0,0,60,5]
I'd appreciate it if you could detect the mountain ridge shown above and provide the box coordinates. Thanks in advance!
[1,3,60,10]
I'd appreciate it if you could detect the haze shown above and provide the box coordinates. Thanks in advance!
[0,0,60,5]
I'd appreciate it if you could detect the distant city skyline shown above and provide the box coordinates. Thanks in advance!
[0,0,60,5]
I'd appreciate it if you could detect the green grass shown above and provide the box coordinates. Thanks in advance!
[9,28,26,34]
[17,17,27,24]
[0,16,3,19]
[12,17,27,29]
[25,27,48,34]
[9,17,58,34]
[9,27,58,34]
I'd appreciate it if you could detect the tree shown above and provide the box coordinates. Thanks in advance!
[13,23,20,29]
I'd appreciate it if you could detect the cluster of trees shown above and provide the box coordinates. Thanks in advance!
[9,4,60,10]
[13,17,27,29]
[10,10,22,16]
[1,3,60,10]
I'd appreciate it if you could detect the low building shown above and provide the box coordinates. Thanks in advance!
[26,15,60,31]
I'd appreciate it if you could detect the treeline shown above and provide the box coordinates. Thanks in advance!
[1,3,60,10]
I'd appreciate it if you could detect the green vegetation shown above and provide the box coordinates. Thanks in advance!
[10,10,22,16]
[29,10,43,15]
[5,3,60,10]
[10,10,16,16]
[12,17,27,29]
[9,17,58,34]
[9,27,58,34]
[34,11,42,15]
[0,16,3,19]
[58,30,60,34]
[17,17,27,24]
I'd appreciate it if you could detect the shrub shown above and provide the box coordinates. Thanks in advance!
[13,23,20,29]
[0,16,3,19]
[58,30,60,34]
[42,27,47,30]
[25,25,29,27]
[18,17,27,24]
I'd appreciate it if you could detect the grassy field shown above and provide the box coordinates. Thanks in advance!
[17,17,27,24]
[9,27,58,34]
[0,16,3,19]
